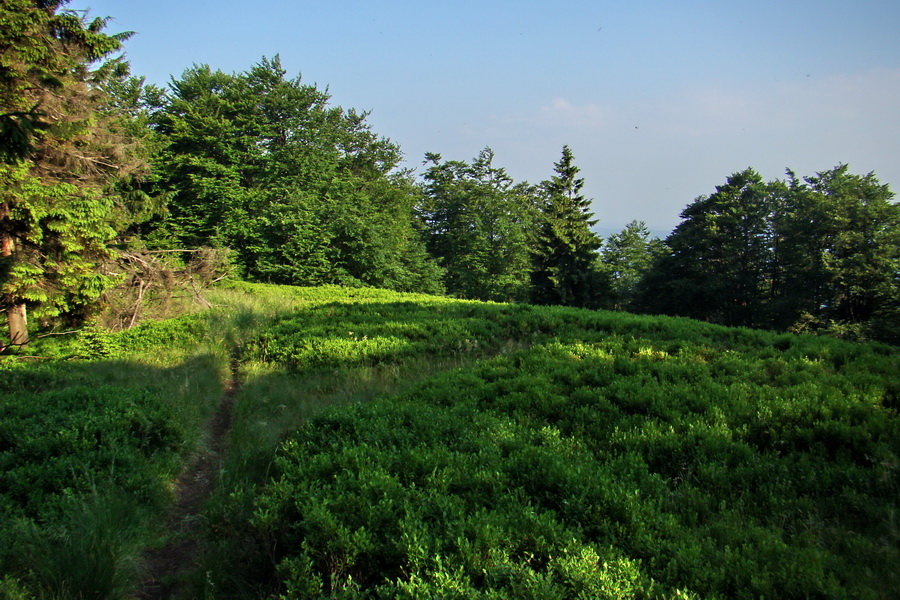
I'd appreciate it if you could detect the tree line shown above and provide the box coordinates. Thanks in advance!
[2,1,898,347]
[636,167,900,343]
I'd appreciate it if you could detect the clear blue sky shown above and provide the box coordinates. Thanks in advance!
[74,0,900,233]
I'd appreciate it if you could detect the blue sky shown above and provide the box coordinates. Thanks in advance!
[74,0,900,233]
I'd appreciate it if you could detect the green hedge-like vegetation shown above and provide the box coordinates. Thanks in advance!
[0,312,224,599]
[2,284,897,599]
[215,286,898,599]
[0,383,182,520]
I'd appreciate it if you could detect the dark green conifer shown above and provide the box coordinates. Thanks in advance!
[530,146,606,307]
[1,0,149,346]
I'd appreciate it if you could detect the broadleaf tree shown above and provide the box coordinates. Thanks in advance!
[638,165,899,342]
[599,220,665,311]
[419,147,534,302]
[150,56,442,292]
[639,168,775,327]
[777,165,900,340]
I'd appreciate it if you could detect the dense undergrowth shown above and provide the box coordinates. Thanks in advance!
[0,312,229,599]
[1,282,898,599]
[204,284,899,599]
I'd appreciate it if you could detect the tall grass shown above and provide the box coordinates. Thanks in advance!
[21,494,148,600]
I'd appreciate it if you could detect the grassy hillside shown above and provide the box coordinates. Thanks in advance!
[2,282,898,599]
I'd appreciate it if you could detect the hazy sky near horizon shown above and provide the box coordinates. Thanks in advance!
[74,0,900,233]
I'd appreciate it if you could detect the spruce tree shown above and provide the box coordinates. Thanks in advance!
[0,0,149,347]
[530,146,606,307]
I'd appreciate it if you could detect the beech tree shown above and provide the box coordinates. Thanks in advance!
[599,220,665,311]
[639,165,899,342]
[419,148,534,301]
[0,0,149,347]
[530,146,606,307]
[151,57,442,292]
[641,168,775,327]
[777,166,900,340]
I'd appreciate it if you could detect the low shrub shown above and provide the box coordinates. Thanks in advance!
[216,286,898,599]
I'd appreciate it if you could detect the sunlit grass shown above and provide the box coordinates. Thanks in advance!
[193,283,899,599]
[3,281,897,599]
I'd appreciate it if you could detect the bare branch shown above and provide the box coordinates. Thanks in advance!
[35,329,81,338]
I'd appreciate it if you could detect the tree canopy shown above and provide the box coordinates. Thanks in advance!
[2,2,896,346]
[148,57,442,293]
[638,165,900,343]
[599,220,664,311]
[0,0,152,346]
[419,147,534,302]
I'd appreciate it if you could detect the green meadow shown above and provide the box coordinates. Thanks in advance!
[2,283,897,599]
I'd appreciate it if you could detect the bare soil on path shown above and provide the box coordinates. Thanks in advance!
[138,357,240,600]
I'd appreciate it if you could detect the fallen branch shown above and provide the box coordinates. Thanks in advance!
[36,329,80,338]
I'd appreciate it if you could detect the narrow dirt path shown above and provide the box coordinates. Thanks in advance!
[138,355,240,599]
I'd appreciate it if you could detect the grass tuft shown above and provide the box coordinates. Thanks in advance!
[22,494,148,600]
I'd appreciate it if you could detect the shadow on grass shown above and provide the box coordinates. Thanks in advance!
[0,351,226,600]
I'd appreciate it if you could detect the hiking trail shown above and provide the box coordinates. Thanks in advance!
[138,355,240,599]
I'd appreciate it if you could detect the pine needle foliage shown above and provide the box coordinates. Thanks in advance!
[530,146,607,308]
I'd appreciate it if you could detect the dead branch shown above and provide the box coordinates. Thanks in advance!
[189,276,212,309]
[128,278,146,329]
[36,329,81,338]
[96,246,231,329]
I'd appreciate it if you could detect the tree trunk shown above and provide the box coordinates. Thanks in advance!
[7,303,28,346]
[1,225,28,346]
